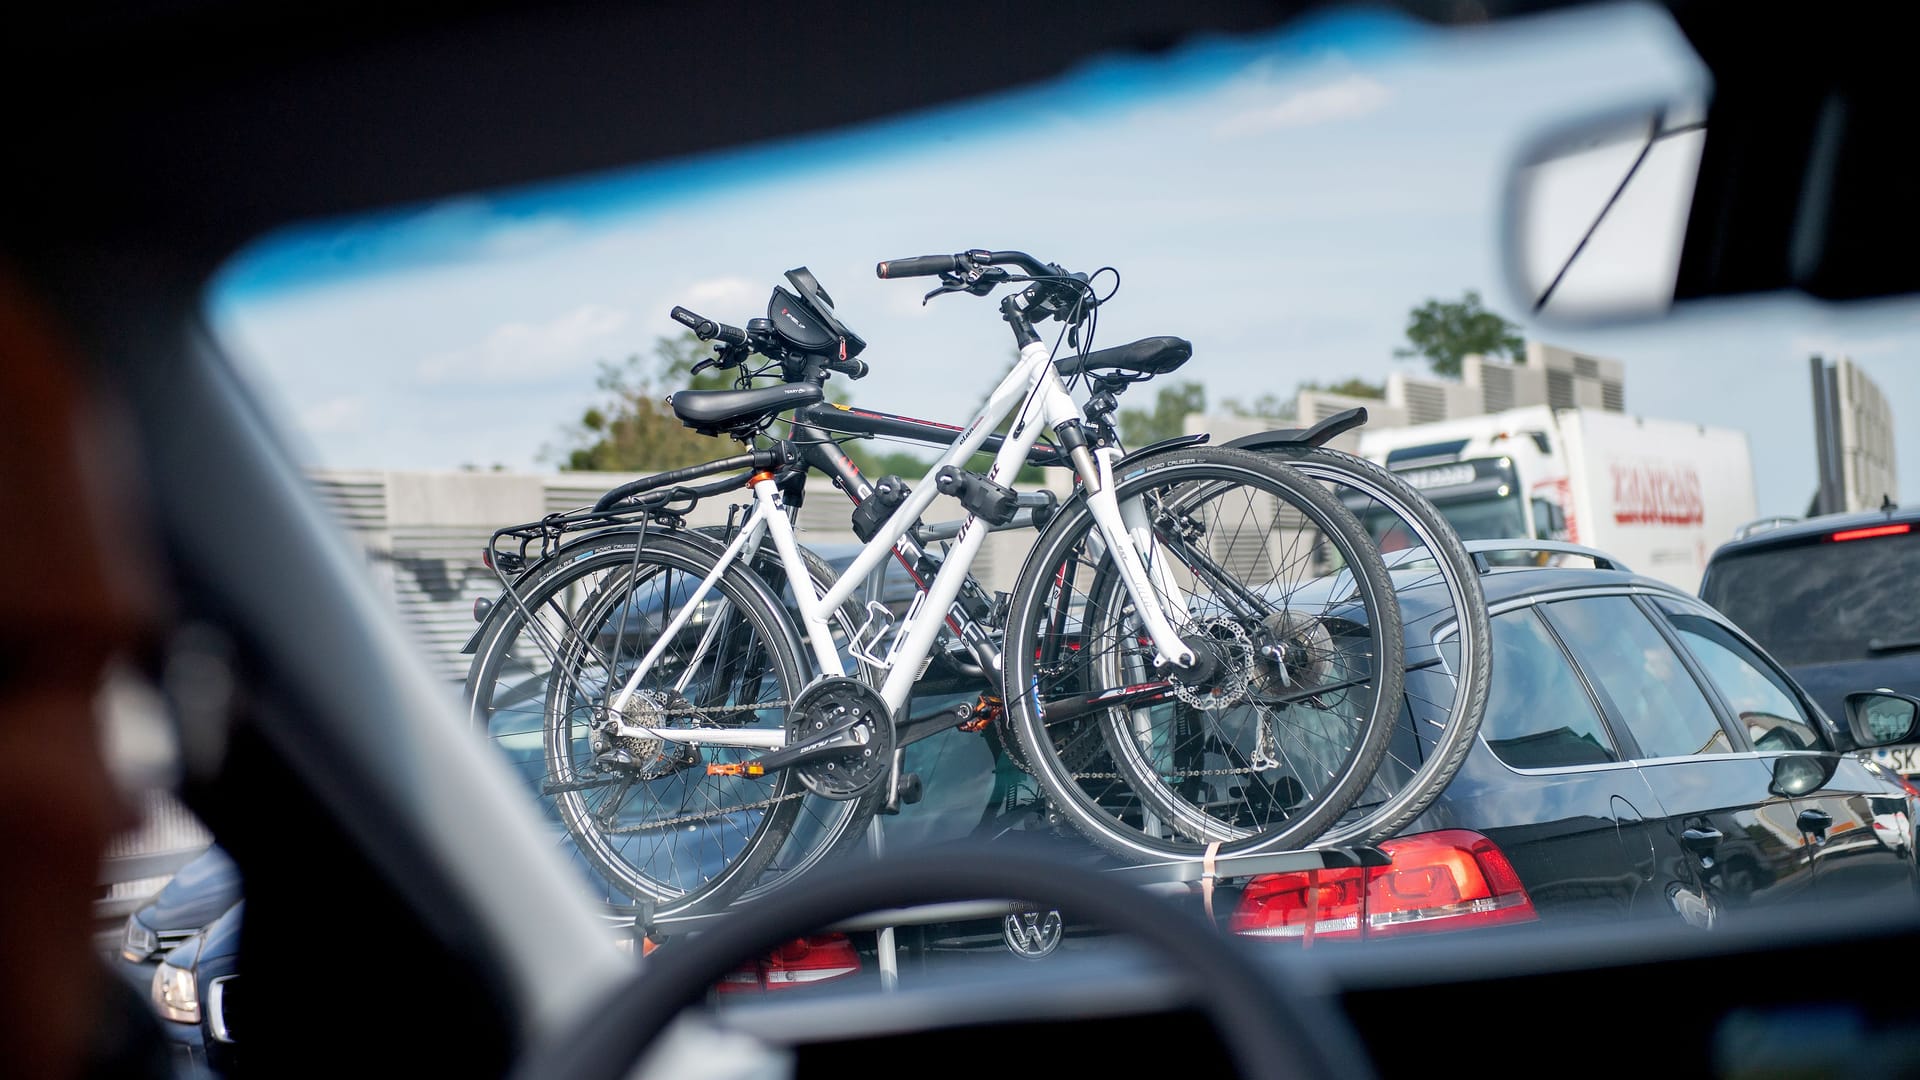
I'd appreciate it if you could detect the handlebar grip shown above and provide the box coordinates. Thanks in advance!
[876,254,962,279]
[669,306,747,345]
[826,357,868,379]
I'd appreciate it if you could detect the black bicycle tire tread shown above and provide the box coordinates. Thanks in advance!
[469,530,807,917]
[1260,446,1492,846]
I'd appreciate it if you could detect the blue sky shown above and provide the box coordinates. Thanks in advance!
[209,1,1916,520]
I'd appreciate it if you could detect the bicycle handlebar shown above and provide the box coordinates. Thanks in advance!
[876,250,1057,280]
[670,305,748,346]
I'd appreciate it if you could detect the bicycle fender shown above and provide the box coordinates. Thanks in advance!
[1111,432,1209,472]
[1220,406,1369,451]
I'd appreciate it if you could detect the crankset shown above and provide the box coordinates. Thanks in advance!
[773,677,896,801]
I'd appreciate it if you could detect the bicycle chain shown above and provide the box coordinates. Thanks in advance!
[603,789,807,833]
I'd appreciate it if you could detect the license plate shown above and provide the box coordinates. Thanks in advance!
[1872,744,1920,775]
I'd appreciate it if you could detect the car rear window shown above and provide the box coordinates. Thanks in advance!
[1701,529,1920,666]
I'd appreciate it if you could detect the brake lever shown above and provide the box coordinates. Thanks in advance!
[922,274,970,304]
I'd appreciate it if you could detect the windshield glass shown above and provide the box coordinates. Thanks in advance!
[186,0,1920,1008]
[1703,531,1920,666]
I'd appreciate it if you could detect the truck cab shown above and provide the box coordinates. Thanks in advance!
[1358,406,1571,553]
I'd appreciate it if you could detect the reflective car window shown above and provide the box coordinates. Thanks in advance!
[1480,608,1617,768]
[1662,607,1825,752]
[1699,530,1920,667]
[1542,595,1732,758]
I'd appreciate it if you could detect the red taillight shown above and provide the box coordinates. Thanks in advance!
[1231,830,1537,941]
[1229,867,1375,940]
[1830,523,1910,542]
[713,934,862,993]
[1365,830,1535,936]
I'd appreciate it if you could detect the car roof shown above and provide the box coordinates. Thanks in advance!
[1708,504,1920,560]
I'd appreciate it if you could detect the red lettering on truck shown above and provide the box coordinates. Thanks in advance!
[1611,463,1704,526]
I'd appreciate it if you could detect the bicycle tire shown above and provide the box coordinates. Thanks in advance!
[1002,445,1403,861]
[1251,445,1491,845]
[464,527,864,916]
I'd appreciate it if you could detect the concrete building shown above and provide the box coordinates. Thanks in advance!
[309,465,1070,683]
[1189,341,1627,448]
[1811,355,1899,513]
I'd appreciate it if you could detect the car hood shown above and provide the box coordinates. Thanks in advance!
[138,846,243,933]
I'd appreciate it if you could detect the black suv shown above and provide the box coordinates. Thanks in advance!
[1699,506,1920,772]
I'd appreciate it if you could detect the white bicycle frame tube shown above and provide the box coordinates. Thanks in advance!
[608,338,1196,749]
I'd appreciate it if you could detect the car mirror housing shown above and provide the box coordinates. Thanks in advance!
[1769,755,1835,799]
[1845,691,1920,749]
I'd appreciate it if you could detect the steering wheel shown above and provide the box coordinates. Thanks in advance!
[511,848,1375,1080]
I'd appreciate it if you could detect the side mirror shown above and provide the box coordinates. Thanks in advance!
[1845,690,1920,748]
[1503,99,1706,323]
[1769,755,1836,798]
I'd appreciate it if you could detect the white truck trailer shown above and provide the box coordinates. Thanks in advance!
[1356,405,1756,593]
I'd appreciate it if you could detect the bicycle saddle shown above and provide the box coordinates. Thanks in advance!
[670,383,824,435]
[1054,336,1192,378]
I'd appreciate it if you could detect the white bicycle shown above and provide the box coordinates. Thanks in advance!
[474,250,1405,915]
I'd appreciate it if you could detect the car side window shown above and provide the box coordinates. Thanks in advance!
[1480,608,1618,769]
[1659,603,1826,752]
[1542,595,1735,759]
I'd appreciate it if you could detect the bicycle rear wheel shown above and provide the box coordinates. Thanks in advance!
[1252,444,1491,846]
[465,528,853,917]
[1002,446,1403,861]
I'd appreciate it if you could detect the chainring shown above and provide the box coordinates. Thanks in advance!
[785,676,896,801]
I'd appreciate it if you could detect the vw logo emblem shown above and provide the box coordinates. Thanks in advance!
[1002,908,1063,959]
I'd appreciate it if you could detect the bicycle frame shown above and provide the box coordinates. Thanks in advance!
[606,337,1198,751]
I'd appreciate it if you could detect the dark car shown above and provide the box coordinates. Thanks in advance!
[149,900,243,1078]
[705,538,1920,963]
[1222,540,1920,941]
[1699,506,1920,772]
[115,847,243,995]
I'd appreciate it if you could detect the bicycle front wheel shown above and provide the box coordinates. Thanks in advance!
[466,528,816,917]
[1002,446,1403,861]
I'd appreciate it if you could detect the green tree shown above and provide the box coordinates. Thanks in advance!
[1302,376,1384,399]
[545,332,735,471]
[1118,380,1206,446]
[1221,377,1382,423]
[1395,290,1524,377]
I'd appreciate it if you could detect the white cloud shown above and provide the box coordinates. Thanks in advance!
[683,276,756,306]
[1214,73,1392,138]
[298,395,368,434]
[416,303,631,384]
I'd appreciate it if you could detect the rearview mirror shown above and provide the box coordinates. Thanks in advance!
[1505,100,1706,323]
[1845,690,1920,748]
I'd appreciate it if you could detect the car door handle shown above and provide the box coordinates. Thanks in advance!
[1680,826,1723,854]
[1797,809,1833,836]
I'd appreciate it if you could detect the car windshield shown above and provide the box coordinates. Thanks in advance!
[124,0,1920,1057]
[1702,530,1920,666]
